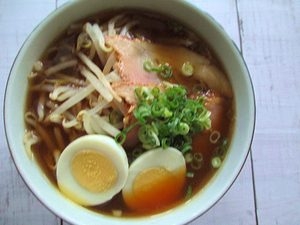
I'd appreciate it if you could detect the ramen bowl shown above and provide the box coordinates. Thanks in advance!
[4,0,255,224]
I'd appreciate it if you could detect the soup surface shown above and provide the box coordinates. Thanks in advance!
[24,10,234,217]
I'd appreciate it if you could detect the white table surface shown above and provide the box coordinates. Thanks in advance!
[1,0,299,224]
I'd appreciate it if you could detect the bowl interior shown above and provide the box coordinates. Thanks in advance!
[4,0,255,224]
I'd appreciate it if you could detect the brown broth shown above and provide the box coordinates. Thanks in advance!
[24,9,234,218]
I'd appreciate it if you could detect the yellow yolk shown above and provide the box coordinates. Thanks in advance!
[71,149,117,193]
[56,135,129,206]
[123,166,186,212]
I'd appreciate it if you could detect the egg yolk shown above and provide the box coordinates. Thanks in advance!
[71,149,117,192]
[123,166,185,212]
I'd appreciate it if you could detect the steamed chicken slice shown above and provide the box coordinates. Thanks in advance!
[107,35,232,99]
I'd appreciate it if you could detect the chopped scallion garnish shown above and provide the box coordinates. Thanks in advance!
[184,152,193,163]
[143,60,173,78]
[158,63,173,78]
[181,61,194,76]
[191,160,202,170]
[143,60,156,72]
[117,85,211,152]
[185,185,193,200]
[214,137,229,159]
[115,131,126,145]
[193,152,203,162]
[109,109,123,125]
[186,172,194,178]
[114,122,139,145]
[211,156,222,168]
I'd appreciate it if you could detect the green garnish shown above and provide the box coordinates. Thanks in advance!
[143,60,173,78]
[159,63,173,78]
[211,156,222,168]
[210,137,228,169]
[115,132,126,145]
[186,171,194,178]
[181,61,194,76]
[185,185,193,200]
[217,138,228,158]
[109,109,123,125]
[117,85,211,152]
[115,121,139,145]
[143,60,156,72]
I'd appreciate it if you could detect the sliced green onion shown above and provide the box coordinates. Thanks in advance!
[151,101,164,117]
[191,160,202,170]
[193,152,203,162]
[177,122,190,135]
[162,108,173,118]
[185,185,193,200]
[209,130,221,144]
[222,138,228,147]
[181,61,194,76]
[138,124,160,149]
[143,60,156,72]
[184,152,193,163]
[109,110,123,125]
[135,87,153,102]
[169,98,181,109]
[133,103,151,123]
[215,138,228,158]
[114,122,139,145]
[161,137,171,149]
[151,87,160,97]
[172,135,191,153]
[115,132,126,145]
[143,60,173,79]
[211,156,222,168]
[181,143,192,155]
[186,172,194,178]
[132,85,211,153]
[158,63,172,78]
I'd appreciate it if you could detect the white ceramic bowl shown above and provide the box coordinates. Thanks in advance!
[4,0,255,224]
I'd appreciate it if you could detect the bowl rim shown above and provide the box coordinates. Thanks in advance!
[3,0,256,224]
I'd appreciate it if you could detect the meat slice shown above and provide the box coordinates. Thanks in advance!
[107,36,161,86]
[107,35,232,99]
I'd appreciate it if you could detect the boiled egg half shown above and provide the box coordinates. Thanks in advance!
[56,134,128,206]
[122,147,186,213]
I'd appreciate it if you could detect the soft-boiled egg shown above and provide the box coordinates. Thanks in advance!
[56,134,128,206]
[122,147,186,213]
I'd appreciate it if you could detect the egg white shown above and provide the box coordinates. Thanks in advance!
[56,134,128,206]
